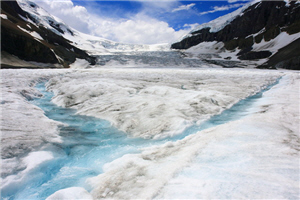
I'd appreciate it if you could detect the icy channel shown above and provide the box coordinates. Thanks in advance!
[1,78,280,200]
[2,83,148,200]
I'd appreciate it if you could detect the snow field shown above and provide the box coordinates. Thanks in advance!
[252,32,300,54]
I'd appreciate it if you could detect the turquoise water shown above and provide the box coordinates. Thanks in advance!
[161,78,280,142]
[2,78,280,200]
[3,83,148,200]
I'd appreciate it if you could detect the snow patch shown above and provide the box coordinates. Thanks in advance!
[284,0,291,7]
[50,49,64,63]
[17,25,44,41]
[30,31,44,41]
[185,41,225,54]
[252,32,300,53]
[0,14,8,19]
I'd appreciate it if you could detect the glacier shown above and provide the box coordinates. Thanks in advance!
[45,68,282,139]
[1,68,299,199]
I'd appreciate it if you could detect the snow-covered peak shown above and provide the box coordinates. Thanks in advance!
[17,0,73,36]
[186,0,259,36]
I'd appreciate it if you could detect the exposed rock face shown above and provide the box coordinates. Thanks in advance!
[1,25,58,64]
[1,1,96,68]
[238,51,272,60]
[171,1,300,70]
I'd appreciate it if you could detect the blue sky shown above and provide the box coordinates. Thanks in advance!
[35,0,251,44]
[74,1,248,30]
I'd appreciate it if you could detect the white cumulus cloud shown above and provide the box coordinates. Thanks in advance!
[90,13,188,44]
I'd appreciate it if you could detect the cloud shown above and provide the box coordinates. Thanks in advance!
[183,23,200,30]
[199,3,245,16]
[89,13,189,44]
[172,3,195,12]
[34,0,190,44]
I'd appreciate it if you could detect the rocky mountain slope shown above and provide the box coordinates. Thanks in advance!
[1,0,96,68]
[171,0,300,70]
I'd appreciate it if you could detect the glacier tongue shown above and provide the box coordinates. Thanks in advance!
[94,51,208,68]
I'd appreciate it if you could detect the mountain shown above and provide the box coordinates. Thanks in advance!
[0,0,202,69]
[1,0,173,68]
[171,0,300,70]
[1,0,97,68]
[2,0,300,69]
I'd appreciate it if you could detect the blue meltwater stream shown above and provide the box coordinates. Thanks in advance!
[2,78,280,200]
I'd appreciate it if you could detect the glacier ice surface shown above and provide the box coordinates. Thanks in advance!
[46,68,281,139]
[1,68,298,200]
